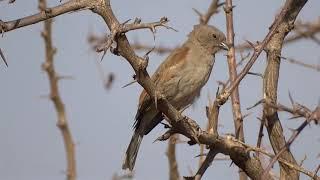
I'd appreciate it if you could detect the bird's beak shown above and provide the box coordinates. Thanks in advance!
[219,42,229,50]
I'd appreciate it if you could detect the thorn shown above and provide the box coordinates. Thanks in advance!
[180,104,191,113]
[122,80,137,88]
[183,176,195,180]
[144,46,155,60]
[247,72,263,78]
[215,86,220,97]
[288,115,303,120]
[100,49,107,62]
[153,130,172,142]
[121,19,131,25]
[217,2,225,7]
[242,112,252,119]
[229,161,234,167]
[192,8,203,17]
[0,47,8,67]
[133,17,141,24]
[245,40,255,49]
[160,17,168,23]
[194,153,208,158]
[164,25,178,32]
[247,99,264,110]
[160,122,171,129]
[288,91,295,107]
[256,117,263,122]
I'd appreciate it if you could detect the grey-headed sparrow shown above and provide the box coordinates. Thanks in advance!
[123,24,228,170]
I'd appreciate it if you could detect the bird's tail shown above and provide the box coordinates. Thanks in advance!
[122,132,143,171]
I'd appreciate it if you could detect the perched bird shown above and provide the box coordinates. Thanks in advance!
[122,24,228,171]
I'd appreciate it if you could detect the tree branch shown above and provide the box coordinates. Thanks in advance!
[39,0,76,180]
[224,1,246,180]
[166,135,180,180]
[262,1,308,179]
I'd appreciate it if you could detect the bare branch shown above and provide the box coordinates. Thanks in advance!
[193,0,224,25]
[281,56,320,72]
[166,135,180,180]
[224,1,246,179]
[39,0,76,180]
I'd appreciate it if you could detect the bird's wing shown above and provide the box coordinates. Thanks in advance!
[134,46,190,128]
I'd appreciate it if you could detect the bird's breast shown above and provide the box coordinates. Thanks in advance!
[168,56,214,109]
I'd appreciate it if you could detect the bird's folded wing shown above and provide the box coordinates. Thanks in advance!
[136,46,191,113]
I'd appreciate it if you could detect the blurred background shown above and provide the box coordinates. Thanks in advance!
[0,0,319,179]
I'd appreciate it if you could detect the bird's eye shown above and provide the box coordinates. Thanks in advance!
[212,34,217,39]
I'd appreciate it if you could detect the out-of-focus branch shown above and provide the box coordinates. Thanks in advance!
[193,0,224,25]
[131,42,175,55]
[262,1,308,179]
[166,135,180,180]
[281,56,320,72]
[250,98,320,124]
[236,18,320,50]
[39,1,76,180]
[224,1,246,180]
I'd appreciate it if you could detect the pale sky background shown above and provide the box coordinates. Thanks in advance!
[0,0,319,180]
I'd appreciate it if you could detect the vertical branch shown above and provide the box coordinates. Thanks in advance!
[262,0,308,179]
[39,1,76,180]
[224,1,246,179]
[166,134,180,180]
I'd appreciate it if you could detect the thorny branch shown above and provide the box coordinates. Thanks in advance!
[249,99,320,179]
[224,1,247,180]
[38,0,76,180]
[281,56,320,72]
[261,0,308,179]
[94,17,176,60]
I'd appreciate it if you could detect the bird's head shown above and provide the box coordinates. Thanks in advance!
[189,24,228,54]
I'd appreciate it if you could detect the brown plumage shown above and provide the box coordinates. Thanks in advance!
[122,24,228,171]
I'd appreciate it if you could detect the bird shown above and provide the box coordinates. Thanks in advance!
[122,24,228,171]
